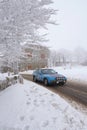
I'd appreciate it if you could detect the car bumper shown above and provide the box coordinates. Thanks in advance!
[49,79,67,85]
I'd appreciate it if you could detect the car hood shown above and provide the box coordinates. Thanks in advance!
[43,73,65,78]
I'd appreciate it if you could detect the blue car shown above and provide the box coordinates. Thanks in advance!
[33,68,67,86]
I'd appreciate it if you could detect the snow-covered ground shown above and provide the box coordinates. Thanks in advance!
[0,65,87,130]
[0,80,87,130]
[0,73,8,80]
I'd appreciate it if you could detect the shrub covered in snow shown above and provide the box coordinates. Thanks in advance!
[0,74,19,90]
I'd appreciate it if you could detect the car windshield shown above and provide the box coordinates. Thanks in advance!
[41,69,56,74]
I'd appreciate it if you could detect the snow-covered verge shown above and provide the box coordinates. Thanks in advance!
[0,79,87,130]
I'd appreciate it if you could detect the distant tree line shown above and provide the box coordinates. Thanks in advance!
[49,47,87,66]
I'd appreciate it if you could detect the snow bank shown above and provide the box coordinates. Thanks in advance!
[0,73,6,80]
[0,80,87,130]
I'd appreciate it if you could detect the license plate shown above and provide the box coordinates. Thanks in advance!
[56,81,59,84]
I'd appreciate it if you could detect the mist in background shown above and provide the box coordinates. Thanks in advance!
[47,0,87,51]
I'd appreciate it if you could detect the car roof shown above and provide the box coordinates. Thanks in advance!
[34,68,53,71]
[39,68,53,70]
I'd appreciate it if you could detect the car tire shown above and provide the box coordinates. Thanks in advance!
[44,78,48,86]
[33,76,37,82]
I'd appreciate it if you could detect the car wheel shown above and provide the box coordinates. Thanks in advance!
[44,78,48,86]
[33,76,37,82]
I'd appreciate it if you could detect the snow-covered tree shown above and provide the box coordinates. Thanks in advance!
[74,47,87,64]
[0,0,56,72]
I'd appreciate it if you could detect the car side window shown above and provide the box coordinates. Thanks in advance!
[38,70,41,74]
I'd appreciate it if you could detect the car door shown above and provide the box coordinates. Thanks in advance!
[37,70,43,81]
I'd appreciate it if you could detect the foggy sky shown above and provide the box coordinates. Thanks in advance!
[47,0,87,51]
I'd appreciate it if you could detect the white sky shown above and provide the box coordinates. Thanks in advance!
[47,0,87,51]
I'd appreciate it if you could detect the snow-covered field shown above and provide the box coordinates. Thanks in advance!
[0,65,87,130]
[53,65,87,84]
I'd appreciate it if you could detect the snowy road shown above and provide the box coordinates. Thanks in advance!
[22,74,87,107]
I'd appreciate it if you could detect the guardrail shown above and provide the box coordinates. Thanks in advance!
[21,74,33,81]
